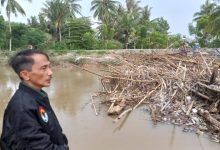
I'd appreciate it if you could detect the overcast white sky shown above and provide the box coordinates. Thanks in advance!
[0,0,206,36]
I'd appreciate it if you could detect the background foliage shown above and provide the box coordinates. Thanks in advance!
[0,0,219,51]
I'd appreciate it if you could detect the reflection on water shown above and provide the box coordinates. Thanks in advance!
[46,68,99,116]
[0,67,19,129]
[0,66,219,150]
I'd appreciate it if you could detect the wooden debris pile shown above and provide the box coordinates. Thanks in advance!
[93,52,220,143]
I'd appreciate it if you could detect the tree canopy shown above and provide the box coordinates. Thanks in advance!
[2,0,219,51]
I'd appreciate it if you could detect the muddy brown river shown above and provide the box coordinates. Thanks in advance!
[0,66,219,150]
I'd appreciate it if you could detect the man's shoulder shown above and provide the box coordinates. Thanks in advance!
[8,89,38,112]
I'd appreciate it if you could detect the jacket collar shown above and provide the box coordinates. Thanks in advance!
[19,82,51,108]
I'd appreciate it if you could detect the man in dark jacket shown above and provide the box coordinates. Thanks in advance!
[0,49,68,150]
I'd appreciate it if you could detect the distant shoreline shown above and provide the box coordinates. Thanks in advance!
[0,48,217,66]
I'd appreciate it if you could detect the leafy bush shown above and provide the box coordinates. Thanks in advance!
[21,28,48,49]
[82,32,97,50]
[64,17,93,49]
[47,41,69,51]
[102,40,123,49]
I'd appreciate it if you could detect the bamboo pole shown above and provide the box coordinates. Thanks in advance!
[186,100,194,116]
[199,52,212,75]
[133,84,161,110]
[90,95,98,116]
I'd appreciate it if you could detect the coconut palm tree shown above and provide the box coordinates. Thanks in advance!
[90,0,119,24]
[190,0,218,47]
[141,5,151,22]
[193,1,216,33]
[1,0,32,51]
[42,0,66,42]
[118,13,137,49]
[97,23,115,41]
[193,0,219,36]
[42,0,81,42]
[193,0,216,21]
[113,0,140,49]
[66,0,81,17]
[207,5,220,35]
[126,0,141,16]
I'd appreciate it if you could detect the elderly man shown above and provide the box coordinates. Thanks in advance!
[0,49,68,150]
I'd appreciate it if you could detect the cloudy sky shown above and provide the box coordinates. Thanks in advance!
[0,0,206,36]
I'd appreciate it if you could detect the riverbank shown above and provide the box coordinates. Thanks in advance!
[0,48,217,66]
[0,49,220,144]
[0,50,117,66]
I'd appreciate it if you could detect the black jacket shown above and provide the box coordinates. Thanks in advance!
[0,82,69,150]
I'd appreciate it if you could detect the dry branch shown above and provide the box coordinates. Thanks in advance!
[133,84,161,110]
[198,109,220,131]
[90,52,220,142]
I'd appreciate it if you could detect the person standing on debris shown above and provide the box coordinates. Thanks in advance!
[180,42,187,56]
[192,42,199,56]
[0,49,69,150]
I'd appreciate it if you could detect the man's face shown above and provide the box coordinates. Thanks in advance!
[24,54,53,90]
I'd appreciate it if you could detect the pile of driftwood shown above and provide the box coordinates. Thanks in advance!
[90,52,220,143]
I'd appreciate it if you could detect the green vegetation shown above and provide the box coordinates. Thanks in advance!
[0,0,220,51]
[1,0,32,51]
[189,0,220,47]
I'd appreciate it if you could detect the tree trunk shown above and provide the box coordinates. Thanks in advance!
[68,27,70,38]
[59,26,62,42]
[68,27,71,49]
[141,40,143,49]
[8,13,12,51]
[124,33,128,49]
[134,41,136,49]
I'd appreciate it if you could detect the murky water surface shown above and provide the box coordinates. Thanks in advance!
[0,66,219,150]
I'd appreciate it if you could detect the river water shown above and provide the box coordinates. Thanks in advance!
[0,66,219,150]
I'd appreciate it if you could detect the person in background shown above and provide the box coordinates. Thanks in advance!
[180,42,187,56]
[0,49,69,150]
[192,42,200,56]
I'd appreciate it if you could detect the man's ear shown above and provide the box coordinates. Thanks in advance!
[20,70,30,81]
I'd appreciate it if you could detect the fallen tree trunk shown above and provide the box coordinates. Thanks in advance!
[198,108,220,131]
